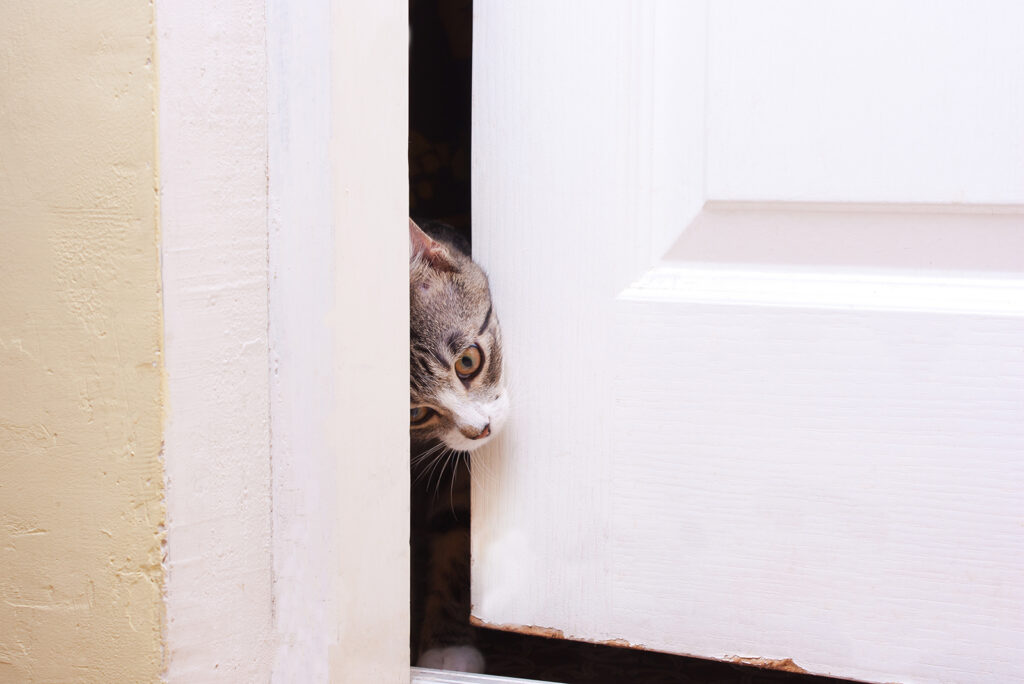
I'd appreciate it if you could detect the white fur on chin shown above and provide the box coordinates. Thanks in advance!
[417,645,485,673]
[444,430,494,452]
[442,390,510,452]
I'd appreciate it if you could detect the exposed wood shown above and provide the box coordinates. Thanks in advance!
[469,617,565,641]
[471,616,658,652]
[728,657,809,675]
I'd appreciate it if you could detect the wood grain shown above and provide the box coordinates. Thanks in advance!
[471,2,1024,683]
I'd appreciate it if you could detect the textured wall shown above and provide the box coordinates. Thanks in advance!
[0,2,164,681]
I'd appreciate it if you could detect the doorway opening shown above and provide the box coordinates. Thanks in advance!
[409,0,472,247]
[408,3,856,681]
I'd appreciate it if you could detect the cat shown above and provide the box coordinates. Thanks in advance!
[409,219,509,673]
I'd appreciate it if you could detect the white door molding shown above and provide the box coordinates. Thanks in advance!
[160,1,410,681]
[158,1,274,680]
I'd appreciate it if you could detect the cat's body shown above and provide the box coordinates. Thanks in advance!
[410,219,508,673]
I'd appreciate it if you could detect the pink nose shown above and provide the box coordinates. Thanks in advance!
[469,424,490,440]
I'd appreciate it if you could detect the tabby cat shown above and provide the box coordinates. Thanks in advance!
[410,219,508,672]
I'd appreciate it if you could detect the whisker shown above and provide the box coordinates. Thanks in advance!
[448,453,462,514]
[464,451,478,486]
[414,445,448,486]
[432,449,454,502]
[467,452,486,491]
[411,441,446,468]
[425,447,447,496]
[426,448,450,491]
[472,450,495,485]
[413,440,449,466]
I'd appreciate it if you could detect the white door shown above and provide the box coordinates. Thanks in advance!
[471,2,1024,683]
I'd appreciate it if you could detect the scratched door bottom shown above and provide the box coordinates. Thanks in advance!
[459,627,859,684]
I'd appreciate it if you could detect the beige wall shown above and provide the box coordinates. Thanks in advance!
[0,2,164,681]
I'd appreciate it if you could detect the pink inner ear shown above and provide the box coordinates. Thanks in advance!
[409,218,431,255]
[409,218,457,272]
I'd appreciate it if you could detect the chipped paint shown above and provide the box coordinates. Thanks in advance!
[595,637,646,650]
[471,616,829,678]
[470,616,654,653]
[728,656,809,674]
[0,1,164,680]
[470,617,566,640]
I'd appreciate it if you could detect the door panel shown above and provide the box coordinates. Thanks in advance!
[472,2,1024,682]
[707,2,1024,204]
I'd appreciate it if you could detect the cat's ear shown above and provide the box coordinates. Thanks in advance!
[410,219,457,272]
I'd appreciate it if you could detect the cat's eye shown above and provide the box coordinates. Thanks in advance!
[410,406,435,425]
[454,344,483,379]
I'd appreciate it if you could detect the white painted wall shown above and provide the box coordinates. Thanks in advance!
[158,1,273,681]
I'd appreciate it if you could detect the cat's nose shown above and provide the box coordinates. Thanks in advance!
[465,423,490,440]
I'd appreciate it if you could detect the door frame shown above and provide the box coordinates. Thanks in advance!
[158,1,410,681]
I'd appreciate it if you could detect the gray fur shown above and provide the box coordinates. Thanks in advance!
[410,220,508,453]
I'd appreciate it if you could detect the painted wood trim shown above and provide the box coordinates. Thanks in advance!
[157,1,274,680]
[269,0,410,681]
[622,264,1024,316]
[325,0,410,681]
[267,2,335,680]
[161,0,409,680]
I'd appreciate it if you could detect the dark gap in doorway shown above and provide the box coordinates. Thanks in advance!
[410,0,472,246]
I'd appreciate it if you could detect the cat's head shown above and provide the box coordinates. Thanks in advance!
[410,219,508,452]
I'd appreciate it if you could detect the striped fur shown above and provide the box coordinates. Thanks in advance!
[410,220,508,672]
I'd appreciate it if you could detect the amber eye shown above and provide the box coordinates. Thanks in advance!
[410,406,435,425]
[454,344,483,379]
